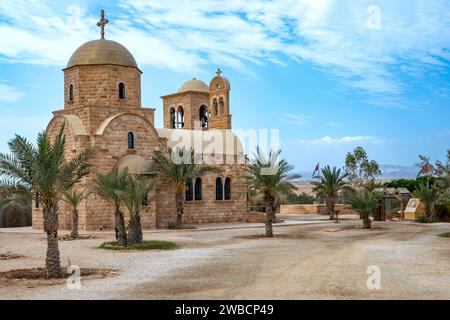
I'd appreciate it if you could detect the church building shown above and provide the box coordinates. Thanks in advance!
[32,11,248,230]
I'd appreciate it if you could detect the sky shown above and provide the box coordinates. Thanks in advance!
[0,0,449,173]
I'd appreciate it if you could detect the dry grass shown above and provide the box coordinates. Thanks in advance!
[0,252,22,260]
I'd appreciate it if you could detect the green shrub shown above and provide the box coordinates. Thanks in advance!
[384,177,436,193]
[416,215,429,223]
[438,232,450,238]
[435,204,450,222]
[99,240,178,250]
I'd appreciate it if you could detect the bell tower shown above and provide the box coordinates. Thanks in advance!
[208,68,231,129]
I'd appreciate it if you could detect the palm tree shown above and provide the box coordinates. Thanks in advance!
[152,148,216,227]
[245,148,301,237]
[63,190,85,239]
[312,166,349,220]
[346,190,381,229]
[0,135,35,202]
[92,168,129,246]
[119,175,158,244]
[414,181,440,223]
[0,127,92,278]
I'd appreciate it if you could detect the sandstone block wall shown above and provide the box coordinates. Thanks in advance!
[64,65,141,110]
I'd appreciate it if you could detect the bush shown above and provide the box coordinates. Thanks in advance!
[435,204,450,222]
[0,203,31,228]
[284,191,314,204]
[99,240,178,250]
[384,177,436,193]
[416,215,429,223]
[438,232,450,238]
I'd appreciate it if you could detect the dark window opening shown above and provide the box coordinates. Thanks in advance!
[213,99,218,116]
[215,177,223,200]
[194,177,202,201]
[170,107,176,128]
[127,132,134,149]
[185,180,193,201]
[224,177,231,200]
[119,82,126,99]
[219,98,224,115]
[199,105,208,128]
[69,84,74,101]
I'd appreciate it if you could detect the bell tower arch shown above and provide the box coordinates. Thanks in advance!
[209,68,231,129]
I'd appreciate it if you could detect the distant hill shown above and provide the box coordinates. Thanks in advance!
[297,164,417,182]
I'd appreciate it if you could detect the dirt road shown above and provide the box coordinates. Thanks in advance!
[1,218,449,299]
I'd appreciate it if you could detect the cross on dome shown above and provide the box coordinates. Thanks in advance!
[97,9,109,39]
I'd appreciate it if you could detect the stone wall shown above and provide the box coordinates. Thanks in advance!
[64,65,141,110]
[280,204,356,215]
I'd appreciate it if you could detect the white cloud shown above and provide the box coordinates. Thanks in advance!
[298,135,383,145]
[0,0,450,102]
[0,83,25,103]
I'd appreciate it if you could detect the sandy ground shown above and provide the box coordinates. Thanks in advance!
[0,215,449,300]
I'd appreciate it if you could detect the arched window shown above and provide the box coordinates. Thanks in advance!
[219,98,224,115]
[213,99,218,116]
[176,106,184,128]
[185,180,193,201]
[119,82,126,99]
[127,132,134,149]
[215,177,223,200]
[194,177,202,201]
[199,105,208,128]
[170,107,176,128]
[224,177,231,200]
[69,84,74,101]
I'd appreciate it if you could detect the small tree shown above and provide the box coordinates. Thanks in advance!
[346,190,381,229]
[119,175,158,245]
[63,190,85,239]
[92,169,129,246]
[152,148,216,227]
[245,148,301,237]
[312,166,350,220]
[344,146,381,188]
[413,181,440,223]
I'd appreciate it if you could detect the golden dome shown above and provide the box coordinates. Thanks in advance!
[178,78,209,93]
[66,39,139,70]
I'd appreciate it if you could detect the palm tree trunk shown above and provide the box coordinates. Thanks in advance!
[71,208,78,239]
[264,195,276,238]
[362,212,371,229]
[175,191,184,227]
[328,198,335,220]
[127,214,143,245]
[114,209,127,246]
[43,206,62,278]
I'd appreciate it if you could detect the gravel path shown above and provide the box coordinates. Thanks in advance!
[1,219,449,299]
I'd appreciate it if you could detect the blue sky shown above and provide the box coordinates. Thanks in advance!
[0,0,449,172]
